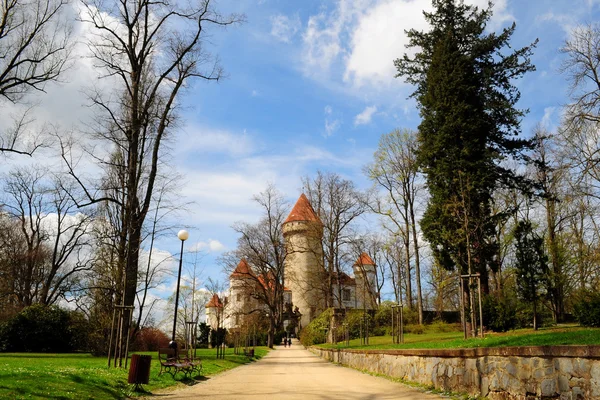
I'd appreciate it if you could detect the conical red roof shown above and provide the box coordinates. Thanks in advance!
[230,258,253,278]
[355,252,375,266]
[284,194,322,224]
[206,293,223,308]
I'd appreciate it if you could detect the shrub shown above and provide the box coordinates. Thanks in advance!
[402,308,419,325]
[370,326,386,337]
[428,321,460,333]
[515,301,553,329]
[299,308,332,346]
[210,327,228,347]
[482,294,518,332]
[132,327,170,351]
[195,322,211,347]
[404,324,425,334]
[374,301,394,327]
[0,304,82,352]
[574,291,600,327]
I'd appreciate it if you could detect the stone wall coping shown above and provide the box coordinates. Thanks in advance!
[312,345,600,358]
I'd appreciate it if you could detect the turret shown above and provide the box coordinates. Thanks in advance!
[353,252,377,310]
[283,194,325,328]
[205,293,223,330]
[228,258,254,328]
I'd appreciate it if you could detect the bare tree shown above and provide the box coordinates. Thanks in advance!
[0,166,93,308]
[364,128,424,323]
[0,0,73,154]
[225,185,288,348]
[59,0,242,340]
[560,23,600,127]
[302,171,366,309]
[135,173,188,333]
[531,128,570,322]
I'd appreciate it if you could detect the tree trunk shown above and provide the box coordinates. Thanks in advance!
[268,316,275,348]
[409,199,423,324]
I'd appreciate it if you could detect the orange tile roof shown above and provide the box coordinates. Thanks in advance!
[284,193,322,224]
[336,271,356,286]
[355,252,375,266]
[206,293,223,308]
[230,258,254,278]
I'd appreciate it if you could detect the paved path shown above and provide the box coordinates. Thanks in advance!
[157,340,444,399]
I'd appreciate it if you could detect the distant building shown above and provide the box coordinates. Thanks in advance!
[206,194,377,331]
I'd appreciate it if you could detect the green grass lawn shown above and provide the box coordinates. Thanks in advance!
[319,325,600,350]
[0,347,270,400]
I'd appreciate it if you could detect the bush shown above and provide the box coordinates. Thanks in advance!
[428,321,460,333]
[482,294,518,332]
[299,309,332,346]
[515,301,553,329]
[374,301,394,327]
[210,327,228,347]
[574,291,600,327]
[196,322,211,347]
[0,304,85,352]
[404,324,425,334]
[132,327,170,351]
[402,307,419,325]
[370,326,386,337]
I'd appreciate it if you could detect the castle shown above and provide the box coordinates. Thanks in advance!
[206,194,378,332]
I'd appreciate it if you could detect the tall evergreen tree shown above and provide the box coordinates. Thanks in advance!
[395,0,537,292]
[513,220,549,330]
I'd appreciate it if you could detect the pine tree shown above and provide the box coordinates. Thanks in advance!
[394,0,537,292]
[513,220,549,330]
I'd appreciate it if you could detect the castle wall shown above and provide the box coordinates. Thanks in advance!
[310,346,600,399]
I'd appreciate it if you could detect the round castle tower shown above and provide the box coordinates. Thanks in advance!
[353,252,377,310]
[283,193,325,329]
[228,258,254,328]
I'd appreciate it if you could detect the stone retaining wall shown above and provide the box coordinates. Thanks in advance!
[309,346,600,399]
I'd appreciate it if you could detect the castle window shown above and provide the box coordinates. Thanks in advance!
[236,293,241,301]
[342,289,351,302]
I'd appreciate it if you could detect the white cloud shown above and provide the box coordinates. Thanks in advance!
[302,0,512,89]
[270,14,301,43]
[541,107,558,130]
[325,118,339,136]
[323,105,340,136]
[179,125,255,157]
[189,239,226,253]
[354,105,377,125]
[537,12,576,34]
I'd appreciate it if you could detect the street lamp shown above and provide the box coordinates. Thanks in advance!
[169,229,189,351]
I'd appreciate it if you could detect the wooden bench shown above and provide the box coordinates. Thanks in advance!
[179,349,202,375]
[158,348,200,378]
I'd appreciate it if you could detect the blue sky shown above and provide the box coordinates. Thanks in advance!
[165,0,599,283]
[2,0,599,311]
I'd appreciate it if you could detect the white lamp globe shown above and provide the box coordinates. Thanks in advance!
[177,229,189,241]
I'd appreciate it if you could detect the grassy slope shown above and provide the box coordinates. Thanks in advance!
[319,325,600,350]
[0,347,269,400]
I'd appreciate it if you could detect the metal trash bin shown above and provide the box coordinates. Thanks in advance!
[128,354,152,385]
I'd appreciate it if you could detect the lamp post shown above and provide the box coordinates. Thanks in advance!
[170,229,189,351]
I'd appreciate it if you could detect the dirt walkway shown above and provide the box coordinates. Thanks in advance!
[156,339,444,399]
